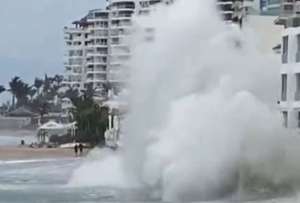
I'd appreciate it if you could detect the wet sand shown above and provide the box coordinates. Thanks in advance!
[0,147,90,160]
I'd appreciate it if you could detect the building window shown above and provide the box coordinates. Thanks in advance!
[296,73,300,100]
[282,36,288,63]
[283,111,288,128]
[281,74,287,101]
[297,35,300,62]
[298,112,300,128]
[283,4,294,15]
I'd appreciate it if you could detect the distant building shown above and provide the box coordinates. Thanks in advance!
[261,0,280,15]
[276,0,300,129]
[217,0,250,26]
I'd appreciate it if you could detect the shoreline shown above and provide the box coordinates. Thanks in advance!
[0,147,89,161]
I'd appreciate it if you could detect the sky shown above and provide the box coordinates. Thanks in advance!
[0,0,105,102]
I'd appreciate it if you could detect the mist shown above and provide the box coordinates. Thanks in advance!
[69,0,300,201]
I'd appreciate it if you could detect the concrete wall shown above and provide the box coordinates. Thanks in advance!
[0,117,31,130]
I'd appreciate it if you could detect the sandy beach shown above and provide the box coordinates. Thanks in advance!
[0,130,91,160]
[0,147,89,160]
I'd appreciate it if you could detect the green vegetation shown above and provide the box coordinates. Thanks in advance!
[0,75,111,146]
[1,75,64,111]
[71,84,109,146]
[0,85,5,94]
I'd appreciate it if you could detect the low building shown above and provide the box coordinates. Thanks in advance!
[37,121,76,144]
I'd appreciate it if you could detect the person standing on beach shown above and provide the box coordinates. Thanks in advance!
[74,144,78,156]
[79,143,83,156]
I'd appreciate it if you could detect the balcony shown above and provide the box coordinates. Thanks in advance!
[86,59,107,66]
[111,13,133,20]
[87,43,108,48]
[85,78,106,83]
[86,50,108,56]
[86,68,106,74]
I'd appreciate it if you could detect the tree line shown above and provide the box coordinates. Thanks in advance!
[0,76,111,146]
[0,75,64,118]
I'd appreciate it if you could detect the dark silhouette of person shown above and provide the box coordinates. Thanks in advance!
[74,144,78,156]
[79,143,83,156]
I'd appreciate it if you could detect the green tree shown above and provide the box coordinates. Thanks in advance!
[72,94,108,146]
[0,85,5,94]
[8,76,20,108]
[64,88,79,101]
[34,78,44,95]
[31,96,49,123]
[28,87,37,101]
[82,83,95,99]
[9,77,32,108]
[42,74,63,100]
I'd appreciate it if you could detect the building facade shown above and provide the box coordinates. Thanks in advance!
[63,21,89,90]
[63,0,248,95]
[277,0,300,128]
[63,0,167,94]
[260,0,281,15]
[217,0,253,26]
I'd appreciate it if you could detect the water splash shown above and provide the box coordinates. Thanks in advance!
[70,0,300,201]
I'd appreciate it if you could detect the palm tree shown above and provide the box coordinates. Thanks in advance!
[81,83,95,100]
[28,88,37,101]
[64,88,79,102]
[72,95,109,146]
[53,75,63,85]
[0,85,5,94]
[31,97,49,124]
[9,77,31,108]
[34,78,43,95]
[43,74,51,95]
[9,76,21,109]
[15,82,31,107]
[102,81,113,96]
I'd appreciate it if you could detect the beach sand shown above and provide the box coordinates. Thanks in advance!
[0,147,89,160]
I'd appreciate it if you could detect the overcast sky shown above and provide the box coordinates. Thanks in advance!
[0,0,105,100]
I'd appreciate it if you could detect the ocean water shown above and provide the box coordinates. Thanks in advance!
[0,1,296,202]
[0,158,148,203]
[0,157,296,203]
[0,130,36,146]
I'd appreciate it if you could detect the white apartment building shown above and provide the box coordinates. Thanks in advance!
[277,0,300,128]
[217,0,252,26]
[63,0,168,94]
[279,27,300,128]
[63,0,248,95]
[63,22,89,90]
[85,9,110,92]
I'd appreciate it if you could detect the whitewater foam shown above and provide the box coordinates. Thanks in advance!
[69,0,300,201]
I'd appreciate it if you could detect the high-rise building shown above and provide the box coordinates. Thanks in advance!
[63,0,248,96]
[63,20,89,90]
